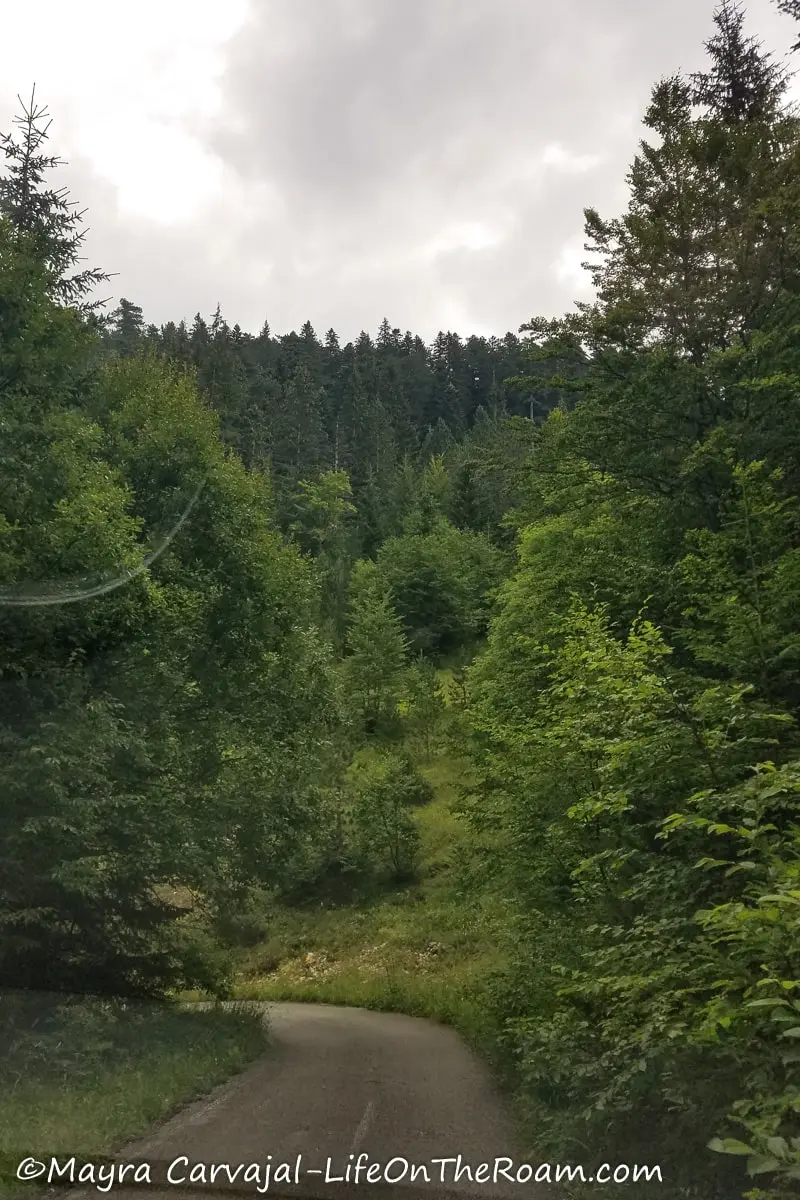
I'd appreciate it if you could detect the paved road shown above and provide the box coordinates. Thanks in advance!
[87,1002,549,1200]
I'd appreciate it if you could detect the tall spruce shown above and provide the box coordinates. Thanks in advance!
[691,0,787,121]
[109,298,144,357]
[0,88,110,308]
[273,361,330,483]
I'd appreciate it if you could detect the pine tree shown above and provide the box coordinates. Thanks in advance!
[691,0,787,122]
[357,469,392,558]
[378,358,417,456]
[420,417,454,461]
[580,42,799,363]
[403,456,450,535]
[345,560,408,733]
[449,458,483,532]
[0,87,111,308]
[376,317,401,354]
[159,319,192,364]
[273,362,330,483]
[337,363,392,489]
[190,312,210,355]
[389,455,420,535]
[109,298,144,357]
[300,319,318,345]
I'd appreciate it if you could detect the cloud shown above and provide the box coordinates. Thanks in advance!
[1,0,798,341]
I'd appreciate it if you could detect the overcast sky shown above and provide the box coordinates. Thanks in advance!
[1,0,798,344]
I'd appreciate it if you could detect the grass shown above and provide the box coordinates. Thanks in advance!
[215,750,507,1053]
[0,991,267,1200]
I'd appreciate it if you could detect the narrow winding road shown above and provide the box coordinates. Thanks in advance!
[99,1002,548,1200]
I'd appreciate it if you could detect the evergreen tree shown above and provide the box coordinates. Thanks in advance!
[420,417,454,460]
[378,358,418,456]
[691,0,787,121]
[376,317,396,352]
[288,469,356,646]
[109,297,144,357]
[273,362,330,484]
[0,88,111,308]
[190,312,210,354]
[337,363,393,490]
[449,458,483,531]
[345,560,408,733]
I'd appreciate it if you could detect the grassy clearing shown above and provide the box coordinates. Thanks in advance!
[221,752,507,1052]
[0,992,267,1200]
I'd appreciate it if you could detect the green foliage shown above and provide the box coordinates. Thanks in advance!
[0,90,110,307]
[344,560,408,735]
[288,470,357,646]
[401,657,445,760]
[376,519,503,658]
[272,361,330,484]
[6,13,800,1194]
[0,216,341,997]
[345,751,430,881]
[462,594,797,1197]
[662,761,800,1195]
[455,45,800,1174]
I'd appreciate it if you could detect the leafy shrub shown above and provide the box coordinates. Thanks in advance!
[345,751,431,881]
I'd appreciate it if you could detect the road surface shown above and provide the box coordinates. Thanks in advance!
[74,1002,550,1200]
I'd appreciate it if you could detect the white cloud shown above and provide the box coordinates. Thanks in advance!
[540,143,603,173]
[553,233,592,291]
[1,0,798,341]
[422,221,506,258]
[0,0,248,224]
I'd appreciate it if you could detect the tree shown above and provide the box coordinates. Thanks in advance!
[0,88,110,307]
[442,7,800,1194]
[288,470,357,646]
[344,560,408,734]
[575,18,799,365]
[272,362,330,484]
[377,520,503,657]
[337,363,394,491]
[0,201,340,997]
[420,417,454,461]
[402,454,451,535]
[109,297,144,357]
[346,751,428,881]
[691,0,787,122]
[448,457,483,532]
[402,656,443,760]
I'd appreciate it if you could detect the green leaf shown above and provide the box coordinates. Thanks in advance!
[708,1138,754,1156]
[746,1155,781,1176]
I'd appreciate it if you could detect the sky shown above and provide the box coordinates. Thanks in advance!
[1,0,798,345]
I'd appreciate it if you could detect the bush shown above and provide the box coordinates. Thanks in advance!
[345,751,431,881]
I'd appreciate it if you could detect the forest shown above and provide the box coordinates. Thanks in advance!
[1,1,799,1198]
